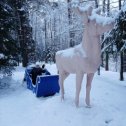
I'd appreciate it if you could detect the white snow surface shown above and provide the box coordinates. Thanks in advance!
[0,53,4,59]
[122,2,126,11]
[89,9,115,26]
[0,64,126,126]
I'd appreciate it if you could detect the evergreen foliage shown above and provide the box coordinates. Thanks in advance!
[0,0,36,75]
[115,10,126,52]
[12,0,35,67]
[103,9,126,53]
[0,1,19,74]
[102,7,126,80]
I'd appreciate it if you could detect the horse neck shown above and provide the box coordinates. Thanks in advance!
[81,37,101,56]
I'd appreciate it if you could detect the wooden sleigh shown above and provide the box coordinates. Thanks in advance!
[25,69,60,97]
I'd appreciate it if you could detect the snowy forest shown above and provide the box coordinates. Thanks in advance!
[0,0,126,79]
[0,0,126,81]
[0,0,126,126]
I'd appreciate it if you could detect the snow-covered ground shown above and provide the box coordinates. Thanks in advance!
[0,64,126,126]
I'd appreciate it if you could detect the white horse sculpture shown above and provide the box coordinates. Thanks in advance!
[56,3,114,107]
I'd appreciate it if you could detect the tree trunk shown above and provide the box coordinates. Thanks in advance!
[119,0,124,81]
[67,0,75,47]
[105,51,109,71]
[107,0,110,16]
[101,53,104,67]
[101,0,106,68]
[104,0,110,71]
[102,0,106,12]
[119,0,121,10]
[95,0,99,8]
[120,51,124,81]
[44,19,47,63]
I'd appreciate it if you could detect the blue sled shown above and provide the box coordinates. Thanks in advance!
[36,75,60,97]
[26,72,60,97]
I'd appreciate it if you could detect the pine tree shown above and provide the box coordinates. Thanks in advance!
[103,7,126,80]
[11,0,35,67]
[116,10,126,81]
[0,0,19,74]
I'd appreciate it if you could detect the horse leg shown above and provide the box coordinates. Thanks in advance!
[75,72,84,107]
[59,71,69,100]
[85,73,94,107]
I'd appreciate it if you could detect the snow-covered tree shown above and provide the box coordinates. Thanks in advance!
[0,0,19,74]
[103,2,126,80]
[12,0,36,67]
